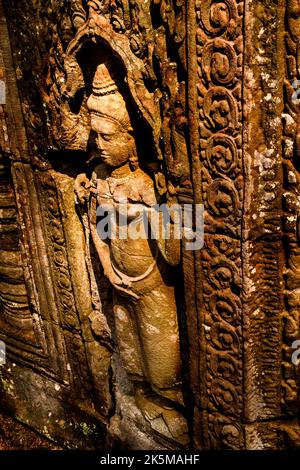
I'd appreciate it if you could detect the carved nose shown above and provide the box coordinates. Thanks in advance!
[96,136,104,150]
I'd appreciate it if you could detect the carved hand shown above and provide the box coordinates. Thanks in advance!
[74,174,91,204]
[102,263,140,301]
[104,265,131,288]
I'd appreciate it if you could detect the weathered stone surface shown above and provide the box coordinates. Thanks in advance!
[0,0,300,451]
[0,410,61,450]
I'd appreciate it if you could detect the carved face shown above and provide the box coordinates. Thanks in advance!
[90,114,132,168]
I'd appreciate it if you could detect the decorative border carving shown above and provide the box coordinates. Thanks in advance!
[193,0,244,449]
[37,170,93,390]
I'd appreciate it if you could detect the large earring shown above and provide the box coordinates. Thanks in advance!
[129,144,139,171]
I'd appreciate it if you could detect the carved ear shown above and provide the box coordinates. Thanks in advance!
[126,129,134,138]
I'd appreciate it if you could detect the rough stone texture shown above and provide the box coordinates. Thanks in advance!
[0,0,300,451]
[0,411,60,450]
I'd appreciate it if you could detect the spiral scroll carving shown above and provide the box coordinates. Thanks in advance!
[196,0,244,449]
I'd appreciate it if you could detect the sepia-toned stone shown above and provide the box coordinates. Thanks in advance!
[0,0,300,451]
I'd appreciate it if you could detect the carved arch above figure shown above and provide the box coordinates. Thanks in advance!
[47,4,162,158]
[42,0,191,198]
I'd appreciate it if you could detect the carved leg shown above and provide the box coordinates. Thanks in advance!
[113,282,188,446]
[113,295,145,381]
[132,287,189,446]
[133,286,182,397]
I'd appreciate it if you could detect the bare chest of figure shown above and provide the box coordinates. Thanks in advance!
[96,175,157,279]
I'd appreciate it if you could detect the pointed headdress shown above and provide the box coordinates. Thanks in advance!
[87,60,132,132]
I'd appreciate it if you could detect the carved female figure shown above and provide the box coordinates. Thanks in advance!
[75,60,188,444]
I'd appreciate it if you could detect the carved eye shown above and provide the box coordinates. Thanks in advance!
[101,134,113,142]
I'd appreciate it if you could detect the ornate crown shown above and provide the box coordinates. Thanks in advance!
[87,61,132,131]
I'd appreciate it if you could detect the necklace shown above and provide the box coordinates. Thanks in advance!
[107,170,137,194]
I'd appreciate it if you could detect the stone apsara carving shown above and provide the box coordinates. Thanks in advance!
[75,59,189,446]
[35,0,192,447]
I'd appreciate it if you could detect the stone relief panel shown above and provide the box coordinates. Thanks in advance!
[0,152,36,352]
[282,0,300,416]
[241,0,284,446]
[2,0,300,451]
[1,0,193,449]
[0,0,113,447]
[0,0,64,378]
